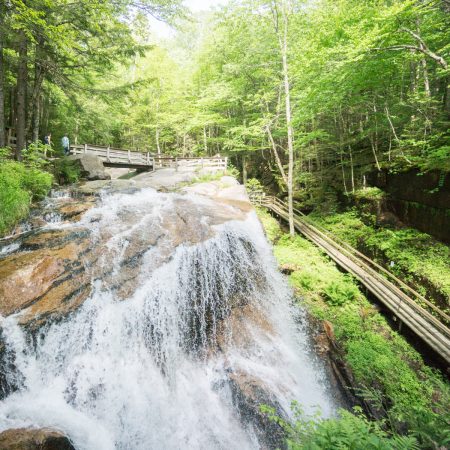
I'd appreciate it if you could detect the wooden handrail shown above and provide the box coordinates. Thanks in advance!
[70,144,228,171]
[262,197,450,333]
[263,196,449,325]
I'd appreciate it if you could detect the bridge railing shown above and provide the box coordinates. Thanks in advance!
[70,144,228,171]
[153,156,228,171]
[70,144,153,166]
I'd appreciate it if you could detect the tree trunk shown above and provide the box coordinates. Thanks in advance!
[32,95,41,142]
[0,6,5,147]
[280,3,295,237]
[203,126,208,154]
[15,31,28,158]
[242,154,247,185]
[155,126,161,157]
[348,145,355,192]
[419,43,431,97]
[27,46,45,139]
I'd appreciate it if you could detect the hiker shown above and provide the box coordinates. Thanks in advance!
[43,133,52,157]
[43,133,52,146]
[62,134,70,155]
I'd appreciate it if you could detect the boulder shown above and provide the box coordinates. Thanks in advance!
[0,229,93,328]
[228,371,287,450]
[68,154,111,181]
[0,428,75,450]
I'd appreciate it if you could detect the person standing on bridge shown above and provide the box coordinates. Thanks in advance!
[62,134,70,155]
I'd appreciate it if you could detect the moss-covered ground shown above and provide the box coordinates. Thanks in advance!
[257,208,450,449]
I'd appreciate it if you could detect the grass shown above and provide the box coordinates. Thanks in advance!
[257,208,450,449]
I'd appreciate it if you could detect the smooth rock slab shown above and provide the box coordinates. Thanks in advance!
[0,428,75,450]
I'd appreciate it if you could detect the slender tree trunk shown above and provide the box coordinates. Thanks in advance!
[340,151,348,195]
[348,145,355,192]
[15,31,28,158]
[203,126,208,154]
[32,95,41,142]
[155,126,161,156]
[242,154,247,185]
[0,6,6,147]
[419,40,431,97]
[27,45,45,139]
[442,77,450,113]
[266,125,288,185]
[280,3,295,236]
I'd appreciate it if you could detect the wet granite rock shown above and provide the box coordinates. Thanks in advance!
[228,371,287,450]
[0,229,93,328]
[0,428,75,450]
[68,154,111,181]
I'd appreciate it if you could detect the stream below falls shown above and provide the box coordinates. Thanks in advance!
[0,185,340,449]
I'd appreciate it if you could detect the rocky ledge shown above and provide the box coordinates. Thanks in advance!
[0,427,75,450]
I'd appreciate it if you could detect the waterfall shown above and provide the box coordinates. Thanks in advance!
[0,188,338,449]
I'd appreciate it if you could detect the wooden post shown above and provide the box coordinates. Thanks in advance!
[107,146,110,161]
[201,157,204,169]
[84,143,87,154]
[175,157,178,172]
[128,149,131,163]
[225,157,228,172]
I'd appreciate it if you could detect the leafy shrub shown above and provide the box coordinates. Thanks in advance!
[246,177,263,191]
[323,275,360,306]
[0,162,31,234]
[54,157,81,184]
[262,403,419,450]
[0,148,53,235]
[226,163,240,179]
[22,141,51,169]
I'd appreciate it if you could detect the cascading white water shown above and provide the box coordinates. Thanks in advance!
[0,187,339,449]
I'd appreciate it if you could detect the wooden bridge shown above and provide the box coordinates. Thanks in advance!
[70,144,228,172]
[258,195,450,366]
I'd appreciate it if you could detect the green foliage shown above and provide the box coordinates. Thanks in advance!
[53,157,81,185]
[245,177,263,191]
[0,161,31,235]
[262,403,419,450]
[323,275,360,306]
[352,187,385,201]
[0,148,53,235]
[226,164,240,179]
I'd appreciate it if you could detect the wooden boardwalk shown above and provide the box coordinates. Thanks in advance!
[70,144,228,172]
[261,195,450,366]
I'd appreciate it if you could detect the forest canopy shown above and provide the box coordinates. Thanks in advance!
[0,0,449,206]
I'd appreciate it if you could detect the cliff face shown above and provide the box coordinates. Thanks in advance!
[368,169,450,243]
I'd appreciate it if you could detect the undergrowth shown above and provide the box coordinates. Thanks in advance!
[0,146,53,236]
[257,208,450,449]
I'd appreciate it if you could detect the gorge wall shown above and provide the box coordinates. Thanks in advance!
[368,168,450,243]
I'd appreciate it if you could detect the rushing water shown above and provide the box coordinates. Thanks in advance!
[0,188,338,449]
